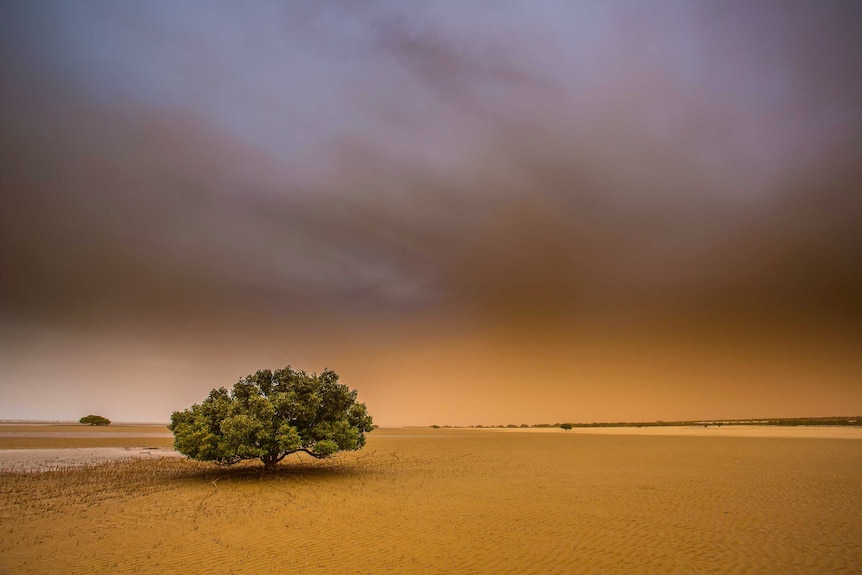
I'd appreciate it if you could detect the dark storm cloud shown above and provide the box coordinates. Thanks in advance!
[1,0,861,335]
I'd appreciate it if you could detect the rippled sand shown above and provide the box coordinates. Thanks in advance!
[1,427,861,574]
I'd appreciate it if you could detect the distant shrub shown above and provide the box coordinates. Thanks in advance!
[79,415,111,426]
[430,425,440,429]
[560,423,573,431]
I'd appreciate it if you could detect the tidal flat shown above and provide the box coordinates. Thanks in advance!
[1,426,861,574]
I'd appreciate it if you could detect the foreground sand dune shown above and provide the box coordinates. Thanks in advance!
[1,427,861,574]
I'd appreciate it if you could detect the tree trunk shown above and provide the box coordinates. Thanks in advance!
[261,454,279,472]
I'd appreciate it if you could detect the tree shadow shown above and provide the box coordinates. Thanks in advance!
[164,450,389,485]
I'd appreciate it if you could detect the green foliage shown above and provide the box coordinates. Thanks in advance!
[560,423,574,431]
[79,415,111,426]
[168,366,374,470]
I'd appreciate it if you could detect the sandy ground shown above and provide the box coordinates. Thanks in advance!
[0,432,171,438]
[0,424,179,473]
[0,424,174,451]
[3,423,858,473]
[484,424,862,439]
[0,448,184,473]
[1,427,861,574]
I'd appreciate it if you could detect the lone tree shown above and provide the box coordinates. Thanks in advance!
[560,423,574,431]
[79,414,111,426]
[169,366,373,471]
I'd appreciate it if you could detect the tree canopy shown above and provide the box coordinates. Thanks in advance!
[168,366,373,470]
[79,414,111,426]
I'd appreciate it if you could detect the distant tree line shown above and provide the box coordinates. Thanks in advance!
[428,416,861,429]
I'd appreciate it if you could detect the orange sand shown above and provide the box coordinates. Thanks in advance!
[1,427,861,574]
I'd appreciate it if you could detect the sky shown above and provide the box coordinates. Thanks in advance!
[1,1,861,426]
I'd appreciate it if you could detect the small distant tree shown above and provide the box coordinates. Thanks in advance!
[560,423,574,431]
[169,366,373,471]
[79,414,111,426]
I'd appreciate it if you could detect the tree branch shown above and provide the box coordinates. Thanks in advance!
[215,456,246,466]
[283,448,327,459]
